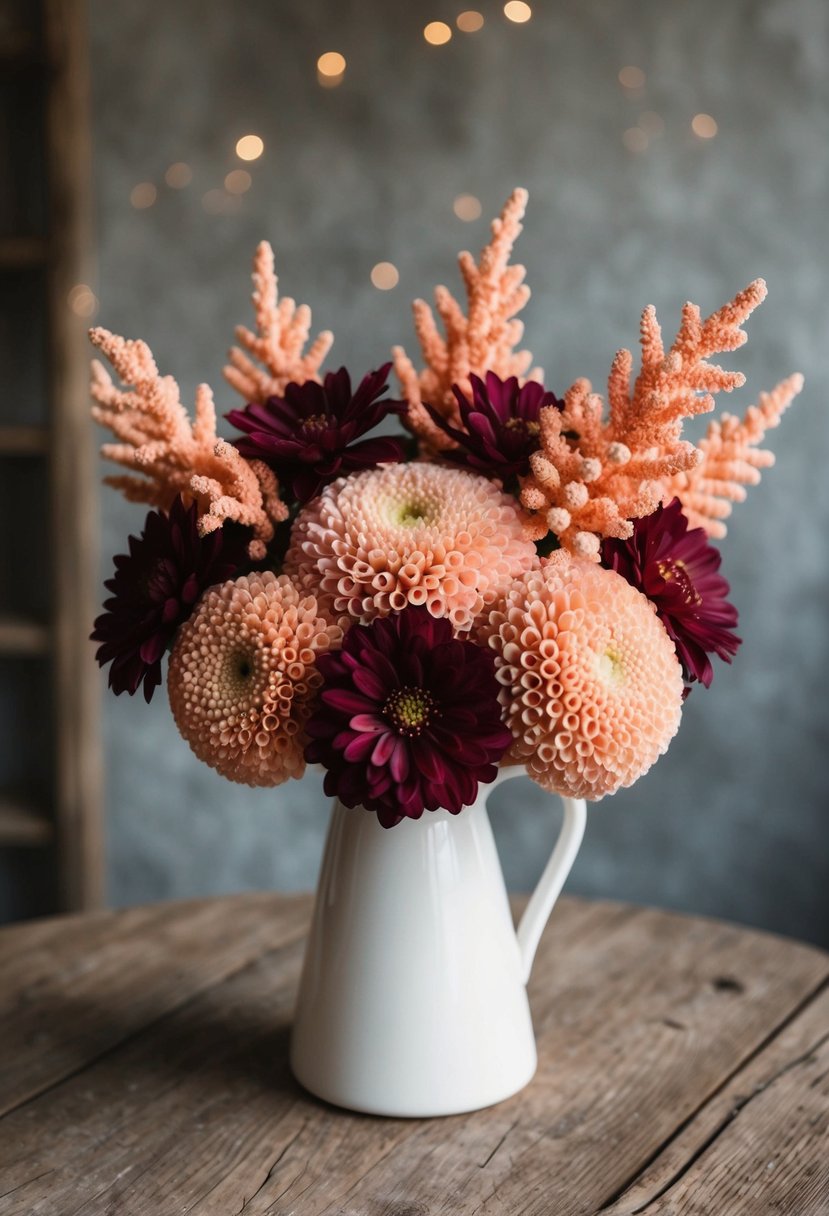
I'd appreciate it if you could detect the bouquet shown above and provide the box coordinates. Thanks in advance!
[90,190,803,828]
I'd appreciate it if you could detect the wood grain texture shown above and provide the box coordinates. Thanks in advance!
[0,895,825,1216]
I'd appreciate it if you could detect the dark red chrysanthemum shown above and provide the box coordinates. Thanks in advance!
[305,606,512,827]
[425,372,560,481]
[91,496,249,703]
[601,498,741,688]
[227,364,407,504]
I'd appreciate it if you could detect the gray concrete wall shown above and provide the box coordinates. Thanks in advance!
[89,0,829,944]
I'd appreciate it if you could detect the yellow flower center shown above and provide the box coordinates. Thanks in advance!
[384,686,436,735]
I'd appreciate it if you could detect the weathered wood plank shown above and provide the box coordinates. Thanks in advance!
[600,982,829,1215]
[0,898,825,1216]
[0,893,312,1117]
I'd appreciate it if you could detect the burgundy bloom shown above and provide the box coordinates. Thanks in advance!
[227,364,407,504]
[425,372,560,481]
[91,496,249,703]
[305,606,512,827]
[601,499,741,688]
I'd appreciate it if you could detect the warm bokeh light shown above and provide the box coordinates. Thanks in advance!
[618,65,646,90]
[202,189,242,215]
[423,21,452,45]
[130,182,157,209]
[224,169,252,195]
[622,127,648,154]
[235,134,264,161]
[692,113,718,139]
[68,284,98,318]
[504,1,532,23]
[638,111,665,136]
[457,10,484,32]
[453,193,482,221]
[164,162,192,189]
[370,262,399,290]
[317,51,346,76]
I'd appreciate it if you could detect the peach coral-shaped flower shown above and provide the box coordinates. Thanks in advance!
[478,553,684,799]
[284,463,536,632]
[168,572,342,786]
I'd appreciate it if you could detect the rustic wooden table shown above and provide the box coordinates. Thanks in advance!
[0,893,827,1215]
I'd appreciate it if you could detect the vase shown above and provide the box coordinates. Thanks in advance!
[290,766,587,1117]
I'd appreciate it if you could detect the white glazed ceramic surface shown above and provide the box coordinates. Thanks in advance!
[290,768,586,1117]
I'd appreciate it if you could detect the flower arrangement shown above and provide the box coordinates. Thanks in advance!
[91,189,803,826]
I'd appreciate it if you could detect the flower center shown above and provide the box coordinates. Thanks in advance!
[384,686,436,735]
[301,414,329,434]
[390,498,433,528]
[657,559,701,606]
[224,648,257,695]
[504,417,540,437]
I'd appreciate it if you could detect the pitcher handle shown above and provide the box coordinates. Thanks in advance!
[487,766,587,985]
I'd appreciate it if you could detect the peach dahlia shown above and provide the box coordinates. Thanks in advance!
[478,553,684,799]
[284,462,536,632]
[167,572,342,786]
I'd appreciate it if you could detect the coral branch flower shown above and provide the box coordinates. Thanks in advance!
[227,364,407,504]
[478,553,684,799]
[285,462,536,632]
[91,496,249,703]
[305,606,512,826]
[601,498,741,687]
[425,372,560,482]
[168,572,342,786]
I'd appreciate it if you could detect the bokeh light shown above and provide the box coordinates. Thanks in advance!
[453,194,482,221]
[692,113,718,139]
[618,65,646,90]
[235,134,264,161]
[457,11,484,32]
[164,162,192,189]
[317,51,346,76]
[224,169,252,195]
[68,284,98,318]
[371,262,400,290]
[130,182,157,209]
[504,2,532,23]
[424,21,452,45]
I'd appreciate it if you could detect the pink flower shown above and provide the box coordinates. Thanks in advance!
[478,552,684,799]
[285,462,536,632]
[167,572,342,786]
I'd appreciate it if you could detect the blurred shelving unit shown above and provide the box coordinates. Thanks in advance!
[0,0,102,917]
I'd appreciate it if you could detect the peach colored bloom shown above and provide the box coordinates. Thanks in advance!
[284,463,536,632]
[168,572,342,786]
[478,552,684,799]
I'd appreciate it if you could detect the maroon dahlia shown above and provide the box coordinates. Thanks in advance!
[91,496,249,702]
[425,371,560,481]
[305,606,512,827]
[601,498,741,688]
[227,364,407,504]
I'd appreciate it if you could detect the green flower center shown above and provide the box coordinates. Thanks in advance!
[504,417,540,436]
[384,686,436,735]
[388,498,433,528]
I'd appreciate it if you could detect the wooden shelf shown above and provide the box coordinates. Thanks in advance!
[0,237,49,269]
[0,426,49,455]
[0,798,53,847]
[0,616,51,655]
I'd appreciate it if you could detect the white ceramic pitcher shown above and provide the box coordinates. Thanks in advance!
[290,766,587,1117]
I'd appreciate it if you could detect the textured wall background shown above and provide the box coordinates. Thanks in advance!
[88,0,829,943]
